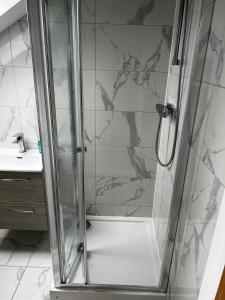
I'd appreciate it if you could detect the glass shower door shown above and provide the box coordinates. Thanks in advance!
[27,0,86,285]
[46,0,86,283]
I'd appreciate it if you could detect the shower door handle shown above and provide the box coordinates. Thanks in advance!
[172,0,186,66]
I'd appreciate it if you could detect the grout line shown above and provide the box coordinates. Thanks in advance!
[87,144,157,149]
[201,80,225,90]
[54,107,160,113]
[82,68,170,73]
[82,22,175,27]
[83,68,169,73]
[10,265,26,300]
[0,65,33,70]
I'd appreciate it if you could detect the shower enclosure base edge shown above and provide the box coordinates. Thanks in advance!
[50,286,167,300]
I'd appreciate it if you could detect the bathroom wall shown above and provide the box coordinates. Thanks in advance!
[0,16,39,149]
[82,0,176,217]
[168,0,225,298]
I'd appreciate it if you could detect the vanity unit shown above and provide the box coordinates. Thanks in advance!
[0,148,48,231]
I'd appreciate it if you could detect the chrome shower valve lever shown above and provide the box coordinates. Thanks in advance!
[75,146,87,153]
[156,103,176,119]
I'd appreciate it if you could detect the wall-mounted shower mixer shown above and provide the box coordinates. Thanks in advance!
[156,103,177,120]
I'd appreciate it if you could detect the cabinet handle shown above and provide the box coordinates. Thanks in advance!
[6,209,35,214]
[0,178,31,182]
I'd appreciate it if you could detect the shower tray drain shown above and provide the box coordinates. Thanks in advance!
[86,220,93,231]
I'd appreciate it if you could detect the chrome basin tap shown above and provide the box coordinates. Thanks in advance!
[12,133,26,153]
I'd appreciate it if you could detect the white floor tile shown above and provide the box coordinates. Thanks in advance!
[13,267,53,300]
[0,266,25,300]
[0,238,33,267]
[28,240,52,268]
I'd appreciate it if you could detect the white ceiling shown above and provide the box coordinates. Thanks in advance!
[0,0,26,33]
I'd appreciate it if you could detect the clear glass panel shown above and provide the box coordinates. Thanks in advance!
[79,0,177,288]
[46,0,85,283]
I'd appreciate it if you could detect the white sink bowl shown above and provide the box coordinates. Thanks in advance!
[0,148,43,172]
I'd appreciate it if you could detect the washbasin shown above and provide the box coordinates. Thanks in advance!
[0,148,43,172]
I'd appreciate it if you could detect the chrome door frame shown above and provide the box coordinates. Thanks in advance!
[27,0,62,286]
[67,0,87,283]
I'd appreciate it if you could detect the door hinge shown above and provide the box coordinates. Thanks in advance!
[75,146,87,153]
[77,242,84,253]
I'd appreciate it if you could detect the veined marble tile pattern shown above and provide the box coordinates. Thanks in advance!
[153,0,215,266]
[168,0,225,299]
[80,0,176,217]
[0,16,39,149]
[0,229,53,300]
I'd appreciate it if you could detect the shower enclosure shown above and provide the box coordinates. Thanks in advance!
[27,0,205,295]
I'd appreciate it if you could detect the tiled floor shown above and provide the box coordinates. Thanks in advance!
[0,229,53,300]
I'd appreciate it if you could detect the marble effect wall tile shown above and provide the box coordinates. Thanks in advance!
[81,24,96,70]
[189,158,223,224]
[202,0,225,87]
[85,176,96,211]
[175,223,207,297]
[82,1,175,217]
[96,146,156,178]
[127,206,152,217]
[0,17,40,150]
[191,83,211,156]
[82,70,95,110]
[96,176,155,207]
[169,149,224,299]
[95,205,115,216]
[171,158,224,298]
[85,146,96,177]
[81,0,96,24]
[96,24,172,72]
[0,29,12,67]
[84,110,95,145]
[14,67,36,108]
[94,204,152,218]
[200,85,225,187]
[96,71,166,113]
[96,111,158,147]
[0,107,21,144]
[20,108,39,148]
[96,0,176,26]
[0,67,18,107]
[152,0,212,265]
[168,1,225,298]
[193,2,214,81]
[168,149,200,296]
[9,17,32,68]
